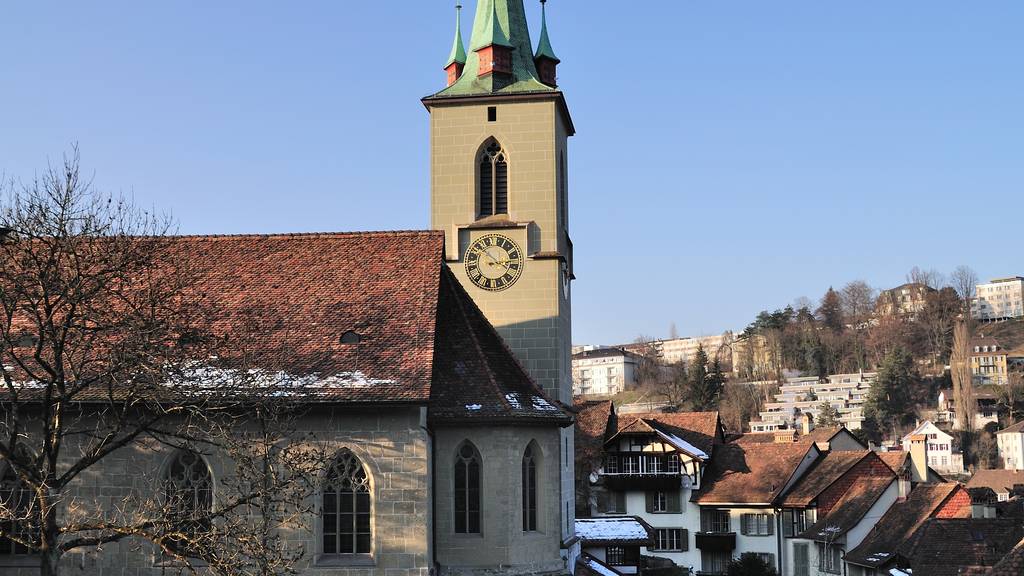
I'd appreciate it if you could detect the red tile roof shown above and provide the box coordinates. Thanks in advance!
[575,400,615,473]
[966,469,1024,495]
[902,518,1024,576]
[780,451,872,507]
[4,231,569,423]
[695,441,817,505]
[797,475,894,542]
[845,483,969,568]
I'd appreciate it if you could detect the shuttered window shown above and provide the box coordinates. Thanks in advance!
[740,513,774,536]
[652,528,688,551]
[478,140,508,218]
[794,543,810,576]
[645,490,682,513]
[596,490,626,514]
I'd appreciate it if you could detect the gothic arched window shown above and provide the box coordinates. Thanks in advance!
[322,451,371,555]
[0,461,34,555]
[163,450,213,555]
[522,443,538,531]
[454,442,481,534]
[478,140,508,217]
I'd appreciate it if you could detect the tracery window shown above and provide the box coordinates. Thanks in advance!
[478,140,508,217]
[0,462,34,556]
[162,450,213,555]
[522,444,538,531]
[322,451,371,555]
[454,442,481,534]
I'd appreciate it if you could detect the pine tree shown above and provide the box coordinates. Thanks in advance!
[687,345,723,411]
[817,287,844,332]
[864,347,915,441]
[817,401,841,428]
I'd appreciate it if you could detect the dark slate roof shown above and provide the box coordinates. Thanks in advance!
[611,412,722,458]
[845,483,968,568]
[695,441,817,505]
[4,231,569,423]
[781,451,873,507]
[997,420,1024,434]
[986,535,1024,576]
[967,470,1024,495]
[797,475,894,542]
[903,518,1024,576]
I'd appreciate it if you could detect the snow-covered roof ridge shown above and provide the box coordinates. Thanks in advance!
[575,517,653,544]
[652,425,710,460]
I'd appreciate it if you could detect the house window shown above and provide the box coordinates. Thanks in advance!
[605,546,639,566]
[596,490,626,514]
[604,455,620,474]
[622,455,640,474]
[700,509,731,533]
[652,528,687,551]
[522,444,538,532]
[647,490,681,513]
[0,463,34,555]
[666,454,681,474]
[454,442,481,534]
[478,140,508,217]
[741,513,774,536]
[163,450,213,556]
[793,542,810,576]
[322,450,371,555]
[701,550,731,574]
[646,454,663,474]
[817,543,842,574]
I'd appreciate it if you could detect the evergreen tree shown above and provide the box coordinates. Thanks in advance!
[727,553,778,576]
[816,401,841,428]
[864,347,915,441]
[817,287,844,332]
[686,345,722,411]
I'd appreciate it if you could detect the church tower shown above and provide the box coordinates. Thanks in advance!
[423,0,577,564]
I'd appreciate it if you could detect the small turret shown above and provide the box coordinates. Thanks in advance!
[473,1,513,77]
[444,4,468,87]
[534,0,559,87]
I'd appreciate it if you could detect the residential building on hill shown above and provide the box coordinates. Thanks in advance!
[902,421,964,475]
[934,388,1001,431]
[749,372,876,432]
[972,277,1024,321]
[875,282,936,317]
[997,421,1024,470]
[573,348,640,396]
[620,334,735,371]
[971,335,1011,385]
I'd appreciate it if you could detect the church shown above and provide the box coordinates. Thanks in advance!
[0,1,578,575]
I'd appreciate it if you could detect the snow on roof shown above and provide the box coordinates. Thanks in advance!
[167,365,395,394]
[654,428,709,460]
[580,555,621,576]
[575,517,651,544]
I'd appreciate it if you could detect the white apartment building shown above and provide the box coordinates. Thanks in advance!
[997,421,1024,470]
[972,277,1024,321]
[573,348,640,397]
[749,373,876,432]
[901,421,964,475]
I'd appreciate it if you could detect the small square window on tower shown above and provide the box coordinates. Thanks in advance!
[487,106,497,122]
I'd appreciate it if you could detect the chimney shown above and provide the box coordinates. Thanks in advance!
[908,434,928,483]
[800,412,814,436]
[774,429,796,443]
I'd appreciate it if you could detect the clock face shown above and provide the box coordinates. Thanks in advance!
[464,234,523,292]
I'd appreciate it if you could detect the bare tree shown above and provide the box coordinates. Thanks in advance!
[907,266,945,289]
[951,319,976,435]
[0,151,322,575]
[950,265,979,315]
[840,280,876,326]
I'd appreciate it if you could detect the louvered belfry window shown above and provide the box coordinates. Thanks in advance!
[479,140,508,217]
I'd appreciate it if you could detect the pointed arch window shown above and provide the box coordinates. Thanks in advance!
[0,461,35,556]
[454,442,481,534]
[322,451,371,555]
[479,140,508,217]
[162,450,213,555]
[522,443,538,531]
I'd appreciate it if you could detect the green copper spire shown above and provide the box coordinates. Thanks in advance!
[472,0,513,50]
[445,4,468,68]
[428,0,556,98]
[534,0,559,63]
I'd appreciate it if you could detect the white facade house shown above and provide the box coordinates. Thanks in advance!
[997,421,1024,470]
[573,348,640,397]
[935,389,1000,431]
[972,277,1024,321]
[901,421,963,475]
[749,373,876,432]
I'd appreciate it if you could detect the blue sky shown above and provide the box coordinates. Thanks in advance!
[2,2,1022,345]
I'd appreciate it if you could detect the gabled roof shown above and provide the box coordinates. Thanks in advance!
[902,420,952,442]
[695,441,818,505]
[575,517,653,546]
[781,451,882,507]
[611,412,722,457]
[997,420,1024,435]
[797,475,895,542]
[4,231,569,424]
[577,554,623,576]
[902,518,1024,576]
[966,469,1024,495]
[845,483,969,568]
